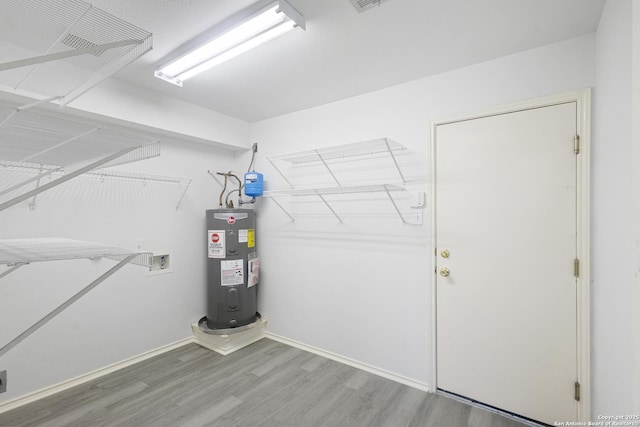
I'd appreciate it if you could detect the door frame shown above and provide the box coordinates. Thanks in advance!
[429,88,591,421]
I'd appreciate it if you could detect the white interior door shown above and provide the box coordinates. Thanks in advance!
[435,102,578,425]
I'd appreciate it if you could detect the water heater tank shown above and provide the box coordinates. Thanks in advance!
[205,209,259,329]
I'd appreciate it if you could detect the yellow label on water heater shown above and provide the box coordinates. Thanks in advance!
[247,229,255,248]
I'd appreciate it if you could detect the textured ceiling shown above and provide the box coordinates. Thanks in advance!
[85,0,605,122]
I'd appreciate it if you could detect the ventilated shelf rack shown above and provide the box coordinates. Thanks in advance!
[0,0,152,105]
[0,238,152,357]
[266,138,408,188]
[264,138,413,223]
[264,184,406,223]
[0,98,194,211]
[1,162,194,210]
[82,170,194,210]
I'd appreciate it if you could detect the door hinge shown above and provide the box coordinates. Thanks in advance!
[574,135,580,154]
[574,381,581,401]
[574,258,580,278]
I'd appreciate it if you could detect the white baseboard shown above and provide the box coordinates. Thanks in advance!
[264,332,431,393]
[0,337,194,415]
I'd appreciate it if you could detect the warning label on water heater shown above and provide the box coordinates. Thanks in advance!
[221,259,244,286]
[207,230,225,258]
[238,229,255,248]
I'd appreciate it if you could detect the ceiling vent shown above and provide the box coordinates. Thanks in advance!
[349,0,388,13]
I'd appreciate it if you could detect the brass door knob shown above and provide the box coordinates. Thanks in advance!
[440,267,450,277]
[440,249,450,258]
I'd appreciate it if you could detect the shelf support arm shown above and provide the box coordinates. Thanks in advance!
[28,164,46,210]
[0,96,63,129]
[0,263,27,280]
[0,254,137,358]
[266,196,295,222]
[0,39,144,72]
[314,150,341,187]
[384,138,407,184]
[383,184,407,224]
[0,145,139,212]
[265,157,295,189]
[0,165,62,198]
[315,190,342,222]
[175,179,193,211]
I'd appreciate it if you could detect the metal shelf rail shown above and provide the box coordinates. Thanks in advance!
[0,238,152,357]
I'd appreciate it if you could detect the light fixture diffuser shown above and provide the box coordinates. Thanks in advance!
[155,0,305,86]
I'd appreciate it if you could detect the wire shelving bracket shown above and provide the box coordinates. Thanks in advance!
[0,238,152,357]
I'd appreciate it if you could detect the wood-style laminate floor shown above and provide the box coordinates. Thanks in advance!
[0,338,529,427]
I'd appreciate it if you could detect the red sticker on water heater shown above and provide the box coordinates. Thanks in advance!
[208,230,225,258]
[227,216,235,225]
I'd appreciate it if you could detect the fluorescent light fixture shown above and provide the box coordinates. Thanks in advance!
[154,0,305,86]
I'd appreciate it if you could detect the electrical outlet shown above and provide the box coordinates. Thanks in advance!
[146,253,172,275]
[0,370,7,393]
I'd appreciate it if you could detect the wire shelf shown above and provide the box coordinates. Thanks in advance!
[0,160,193,211]
[263,139,418,223]
[0,101,160,167]
[0,238,151,266]
[0,97,173,212]
[0,237,152,358]
[0,161,190,186]
[268,138,407,164]
[264,184,405,197]
[0,0,152,105]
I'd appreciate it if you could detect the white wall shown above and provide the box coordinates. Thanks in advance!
[593,0,636,415]
[251,34,596,389]
[0,139,245,403]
